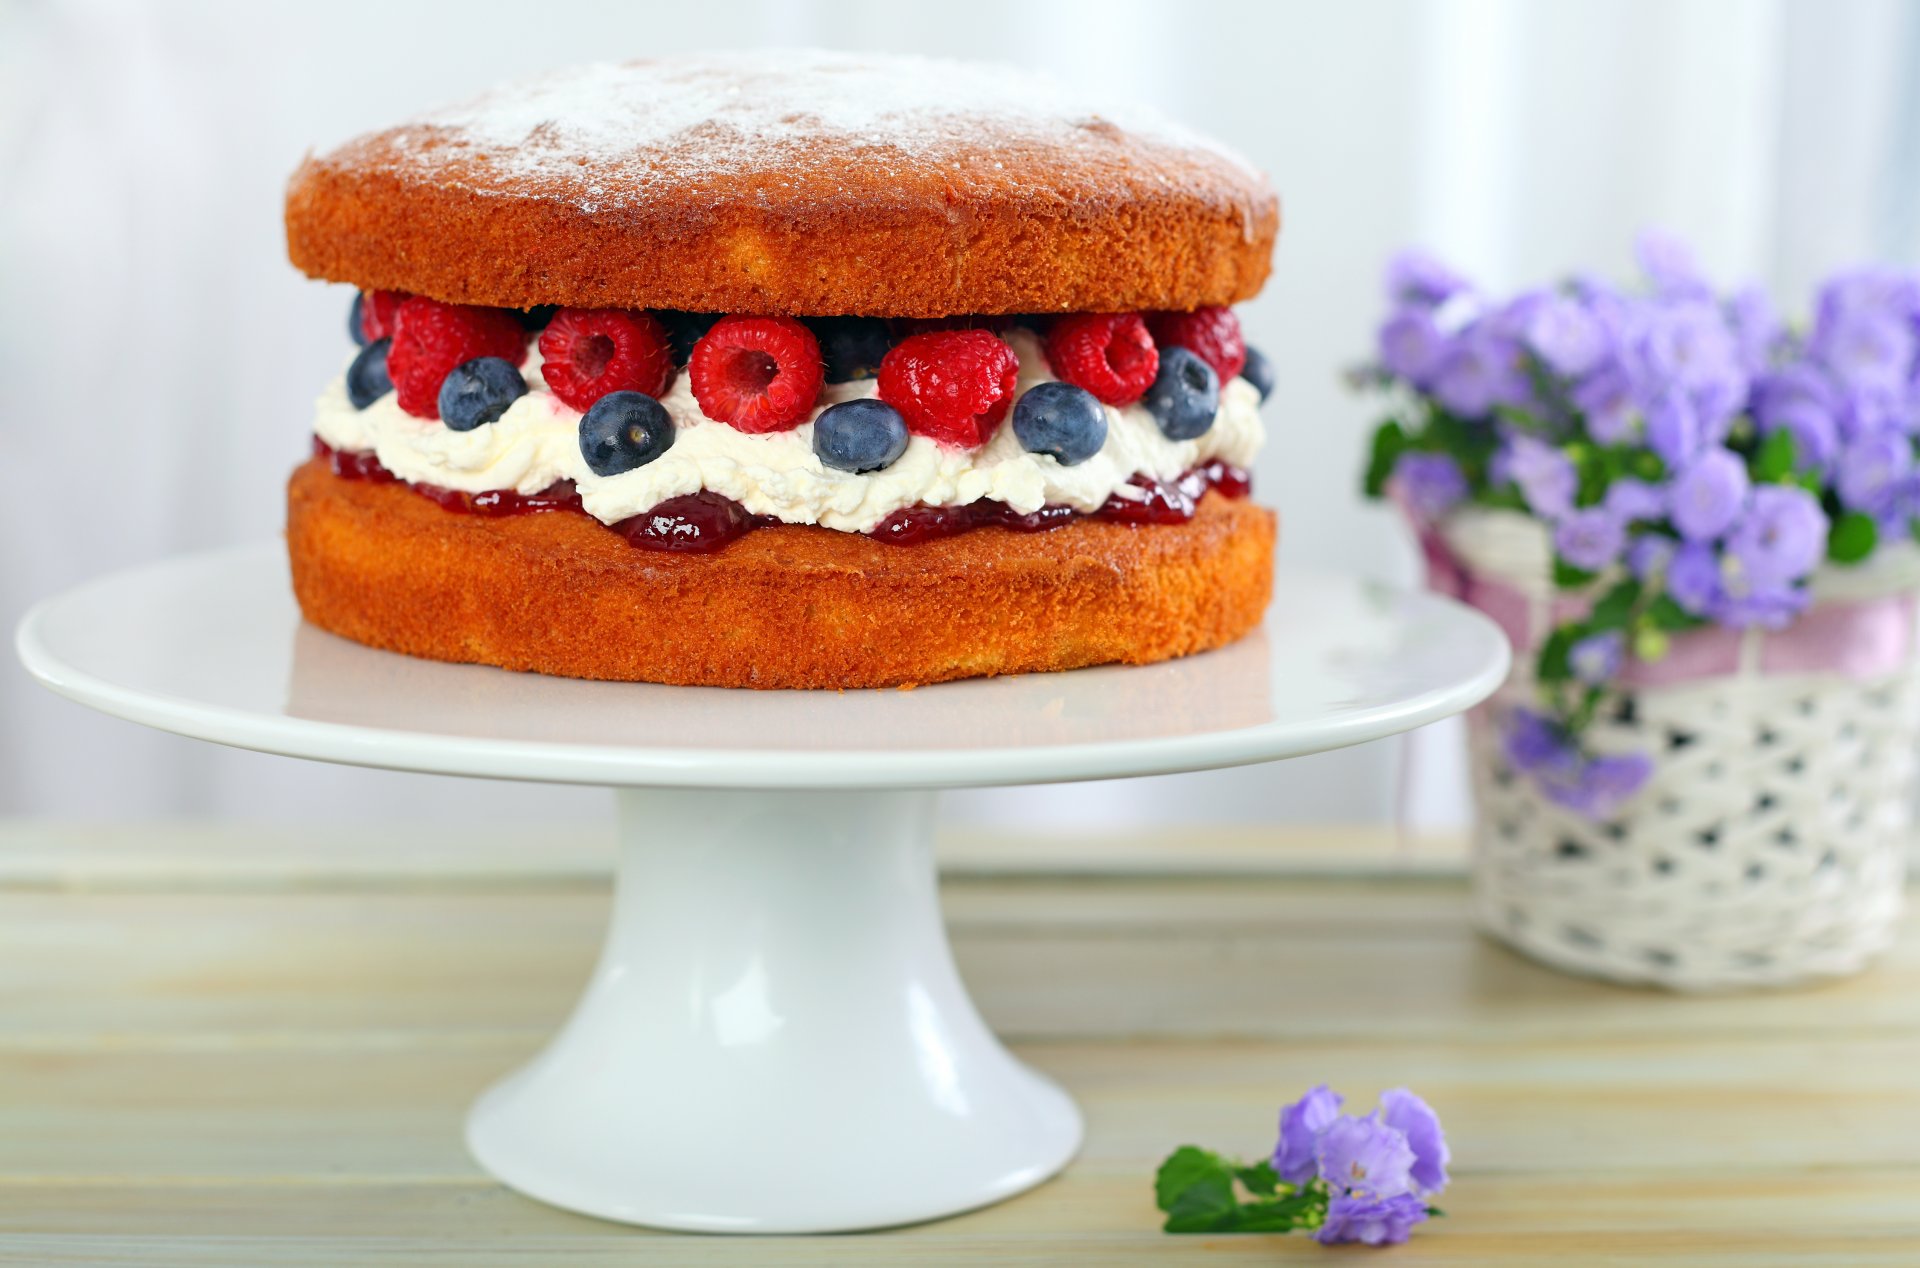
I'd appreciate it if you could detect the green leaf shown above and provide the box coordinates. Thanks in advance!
[1155,1147,1240,1232]
[1645,593,1705,633]
[1587,578,1642,631]
[1228,1192,1322,1233]
[1234,1160,1281,1198]
[1553,557,1598,590]
[1537,626,1577,684]
[1630,449,1666,481]
[1828,510,1878,564]
[1752,427,1798,483]
[1363,420,1410,500]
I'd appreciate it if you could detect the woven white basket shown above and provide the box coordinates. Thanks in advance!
[1441,509,1920,990]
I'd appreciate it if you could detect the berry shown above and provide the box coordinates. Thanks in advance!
[616,491,761,553]
[579,391,675,476]
[514,304,558,330]
[387,297,527,419]
[1147,306,1246,385]
[538,308,674,412]
[1141,346,1220,441]
[346,338,393,409]
[808,317,892,383]
[657,311,721,366]
[351,290,405,347]
[1043,313,1158,406]
[876,329,1020,447]
[438,356,528,431]
[1241,345,1275,403]
[1012,382,1108,466]
[813,399,910,473]
[688,315,824,433]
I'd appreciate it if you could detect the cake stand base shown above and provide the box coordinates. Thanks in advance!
[464,787,1081,1233]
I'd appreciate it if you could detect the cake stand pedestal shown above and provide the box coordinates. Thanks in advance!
[17,543,1506,1233]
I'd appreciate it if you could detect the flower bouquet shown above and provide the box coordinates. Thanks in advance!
[1359,233,1920,989]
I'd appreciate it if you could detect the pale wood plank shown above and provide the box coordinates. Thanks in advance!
[3,1171,1919,1265]
[3,886,1916,1048]
[1,826,1916,1263]
[0,1033,1916,1178]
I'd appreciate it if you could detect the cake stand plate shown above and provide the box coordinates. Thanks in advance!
[17,543,1507,1233]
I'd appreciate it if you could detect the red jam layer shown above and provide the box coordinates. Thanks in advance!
[313,439,1251,554]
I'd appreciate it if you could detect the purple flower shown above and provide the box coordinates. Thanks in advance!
[1554,507,1627,571]
[1836,432,1914,516]
[1838,382,1910,442]
[1316,1193,1431,1247]
[1433,325,1526,418]
[1754,363,1842,470]
[1377,307,1449,385]
[1668,449,1750,542]
[1273,1084,1344,1186]
[1643,389,1702,467]
[1501,433,1578,518]
[1542,751,1655,819]
[1814,309,1916,395]
[1379,1088,1450,1197]
[1628,533,1676,581]
[1524,295,1608,377]
[1572,365,1639,444]
[1816,266,1920,329]
[1316,1114,1415,1198]
[1393,451,1470,519]
[1605,477,1666,523]
[1637,301,1740,387]
[1667,541,1725,616]
[1506,707,1578,777]
[1726,284,1780,373]
[1569,629,1626,685]
[1635,228,1713,299]
[1387,250,1471,309]
[1714,583,1810,631]
[1724,484,1827,590]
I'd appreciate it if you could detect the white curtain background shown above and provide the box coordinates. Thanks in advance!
[3,0,1916,830]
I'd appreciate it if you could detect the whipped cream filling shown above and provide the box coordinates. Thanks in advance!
[312,329,1265,534]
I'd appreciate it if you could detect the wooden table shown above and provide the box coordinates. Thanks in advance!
[0,821,1916,1265]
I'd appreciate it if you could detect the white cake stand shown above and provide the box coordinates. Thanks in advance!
[16,542,1506,1234]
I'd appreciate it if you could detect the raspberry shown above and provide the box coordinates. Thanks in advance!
[1043,313,1158,406]
[537,308,674,411]
[876,330,1021,447]
[1147,306,1246,385]
[687,315,824,432]
[358,290,406,344]
[387,297,527,419]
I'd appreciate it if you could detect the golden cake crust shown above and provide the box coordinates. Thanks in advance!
[285,457,1277,689]
[284,53,1279,318]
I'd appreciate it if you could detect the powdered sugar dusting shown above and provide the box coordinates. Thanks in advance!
[370,50,1259,210]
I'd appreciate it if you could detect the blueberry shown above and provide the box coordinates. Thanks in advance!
[1012,381,1107,465]
[439,357,528,431]
[657,311,721,366]
[1141,346,1220,440]
[514,304,558,331]
[812,398,909,473]
[580,391,675,475]
[348,292,370,347]
[346,337,393,409]
[1241,345,1275,404]
[807,317,892,384]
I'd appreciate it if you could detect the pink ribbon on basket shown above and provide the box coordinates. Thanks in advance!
[1416,523,1918,686]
